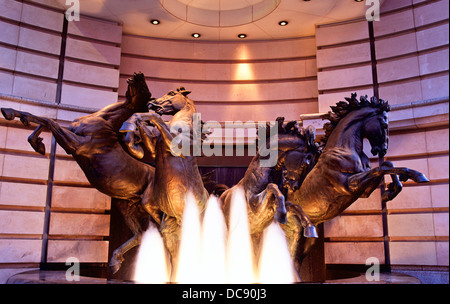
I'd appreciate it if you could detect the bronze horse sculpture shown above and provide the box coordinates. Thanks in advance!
[1,72,159,273]
[284,94,430,274]
[219,117,319,256]
[120,87,210,276]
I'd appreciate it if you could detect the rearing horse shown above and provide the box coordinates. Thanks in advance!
[120,87,209,274]
[1,72,160,273]
[219,117,319,255]
[287,94,429,273]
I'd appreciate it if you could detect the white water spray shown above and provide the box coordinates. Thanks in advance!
[257,222,298,283]
[226,187,256,283]
[133,223,170,284]
[200,195,228,283]
[133,189,297,283]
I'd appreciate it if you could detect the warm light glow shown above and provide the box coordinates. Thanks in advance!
[233,46,253,81]
[133,222,170,284]
[230,46,261,105]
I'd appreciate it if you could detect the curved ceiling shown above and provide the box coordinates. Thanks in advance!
[40,0,385,41]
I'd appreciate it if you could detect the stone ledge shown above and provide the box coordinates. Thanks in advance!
[300,96,449,134]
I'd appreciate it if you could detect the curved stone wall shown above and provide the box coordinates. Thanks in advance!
[0,0,448,283]
[314,0,449,280]
[119,35,319,122]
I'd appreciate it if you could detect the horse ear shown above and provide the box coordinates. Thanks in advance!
[304,125,316,147]
[177,87,191,96]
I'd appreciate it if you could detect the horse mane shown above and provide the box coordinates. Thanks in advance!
[320,93,390,146]
[256,117,319,154]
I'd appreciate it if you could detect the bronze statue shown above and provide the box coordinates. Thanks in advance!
[1,72,159,273]
[2,68,431,282]
[119,87,210,273]
[219,117,318,255]
[283,93,430,274]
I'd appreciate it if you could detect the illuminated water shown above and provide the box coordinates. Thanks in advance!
[133,188,297,283]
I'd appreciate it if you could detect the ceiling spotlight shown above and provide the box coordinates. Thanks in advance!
[279,21,288,26]
[354,0,364,2]
[192,33,201,38]
[150,19,160,25]
[238,33,247,39]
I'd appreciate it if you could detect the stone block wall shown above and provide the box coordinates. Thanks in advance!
[314,0,449,277]
[0,0,121,283]
[0,0,448,283]
[119,35,319,122]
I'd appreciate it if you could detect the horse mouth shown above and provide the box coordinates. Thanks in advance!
[148,102,164,116]
[371,146,387,158]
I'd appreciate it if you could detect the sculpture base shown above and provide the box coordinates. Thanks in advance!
[7,269,421,284]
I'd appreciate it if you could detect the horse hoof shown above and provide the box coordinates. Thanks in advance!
[109,259,123,274]
[1,108,15,120]
[119,122,136,132]
[28,137,46,155]
[303,225,319,238]
[414,173,430,183]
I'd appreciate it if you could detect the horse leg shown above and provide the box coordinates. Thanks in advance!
[28,125,46,155]
[109,199,150,274]
[286,202,318,238]
[140,182,162,226]
[1,108,85,155]
[383,173,403,202]
[294,235,319,281]
[348,161,429,201]
[159,215,180,281]
[110,234,142,274]
[123,131,145,159]
[121,113,183,157]
[280,210,316,281]
[249,183,287,228]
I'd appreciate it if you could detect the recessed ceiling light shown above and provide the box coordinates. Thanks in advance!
[150,19,160,25]
[279,21,288,26]
[192,33,201,38]
[238,34,247,39]
[354,0,364,2]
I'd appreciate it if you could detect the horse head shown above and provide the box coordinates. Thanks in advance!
[148,87,192,116]
[322,93,390,158]
[272,118,319,192]
[125,72,152,112]
[361,96,390,158]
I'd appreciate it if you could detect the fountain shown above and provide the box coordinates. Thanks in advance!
[133,190,297,284]
[3,74,428,285]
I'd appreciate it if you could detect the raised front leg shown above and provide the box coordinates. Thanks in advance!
[1,108,85,155]
[121,113,183,157]
[28,125,46,155]
[348,161,429,202]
